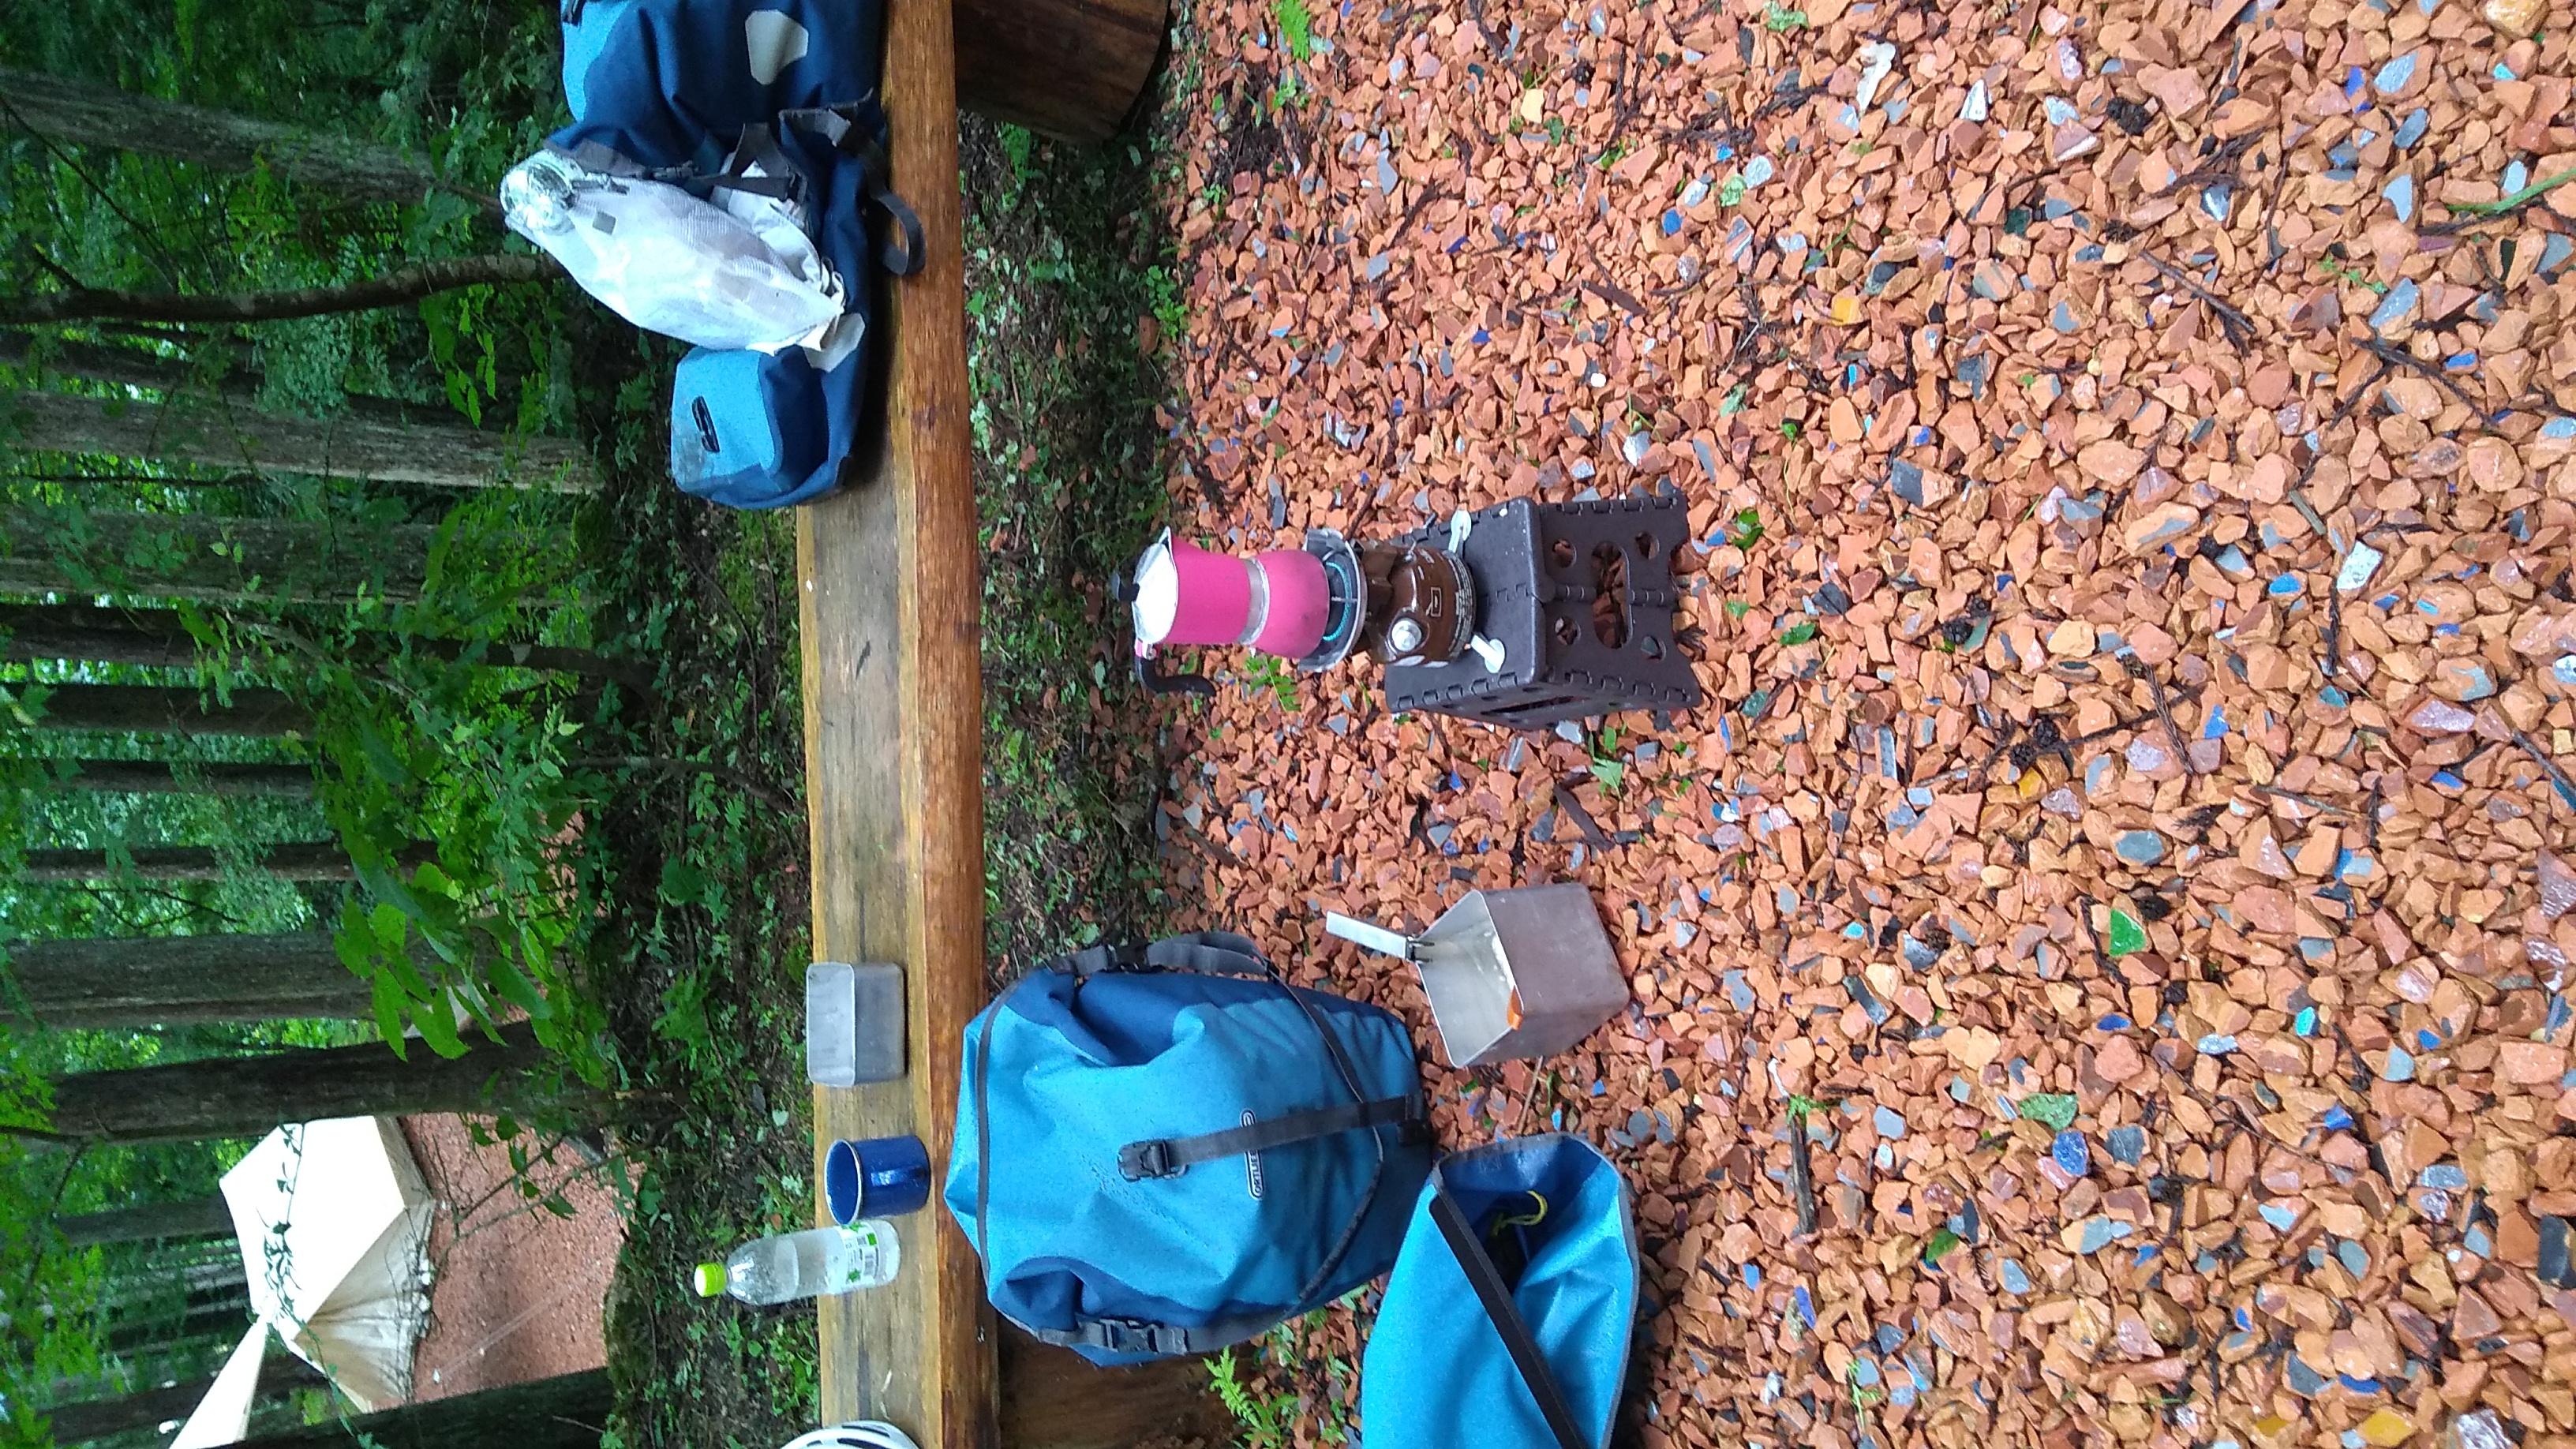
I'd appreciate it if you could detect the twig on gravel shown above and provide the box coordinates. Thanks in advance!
[2118,651,2200,776]
[1582,273,1649,317]
[2075,893,2132,987]
[2356,338,2485,416]
[1783,1103,1820,1237]
[1552,777,1618,852]
[2138,251,2258,348]
[2510,726,2576,810]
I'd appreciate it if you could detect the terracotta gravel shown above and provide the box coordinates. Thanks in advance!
[1146,0,2576,1443]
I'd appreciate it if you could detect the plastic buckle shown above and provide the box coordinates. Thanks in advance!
[1118,1140,1181,1181]
[1093,1319,1181,1354]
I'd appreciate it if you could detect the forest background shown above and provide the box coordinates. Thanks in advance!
[0,1,1174,1445]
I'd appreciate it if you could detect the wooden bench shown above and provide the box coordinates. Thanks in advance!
[799,2,1230,1445]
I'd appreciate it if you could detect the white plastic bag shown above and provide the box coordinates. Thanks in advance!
[502,150,861,367]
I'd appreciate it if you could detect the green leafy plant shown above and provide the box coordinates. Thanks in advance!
[1242,653,1297,709]
[1272,0,1314,61]
[1763,1,1809,28]
[1210,1347,1297,1449]
[1588,721,1625,792]
[1725,507,1765,549]
[1778,620,1818,646]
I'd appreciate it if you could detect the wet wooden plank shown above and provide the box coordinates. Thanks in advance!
[799,0,990,1439]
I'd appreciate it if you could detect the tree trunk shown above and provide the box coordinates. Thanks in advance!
[41,1023,576,1145]
[0,255,559,328]
[1,604,650,688]
[0,66,492,213]
[0,508,435,605]
[43,1374,215,1443]
[43,1357,328,1444]
[229,1370,609,1449]
[6,390,597,492]
[19,843,359,883]
[25,684,312,739]
[0,333,474,434]
[0,603,203,667]
[9,930,375,1028]
[103,1285,251,1355]
[18,928,366,1023]
[58,1194,234,1248]
[43,759,316,798]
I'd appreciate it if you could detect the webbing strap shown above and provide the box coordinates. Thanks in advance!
[1118,1095,1417,1180]
[1047,930,1271,980]
[778,102,926,276]
[1429,1188,1589,1449]
[1019,1312,1280,1357]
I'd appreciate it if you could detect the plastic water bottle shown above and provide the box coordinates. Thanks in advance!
[693,1221,900,1303]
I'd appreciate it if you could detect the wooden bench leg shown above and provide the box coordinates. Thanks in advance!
[1001,1327,1234,1449]
[953,0,1169,143]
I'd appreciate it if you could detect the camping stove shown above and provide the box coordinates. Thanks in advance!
[1125,495,1704,729]
[1129,526,1477,676]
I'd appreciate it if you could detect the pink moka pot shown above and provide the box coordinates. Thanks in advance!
[1131,530,1335,661]
[1125,527,1477,697]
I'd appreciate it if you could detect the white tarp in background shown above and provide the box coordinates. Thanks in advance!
[170,1117,436,1446]
[167,1324,267,1449]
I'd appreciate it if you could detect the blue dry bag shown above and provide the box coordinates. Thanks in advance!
[945,932,1432,1365]
[546,0,923,508]
[1360,1135,1640,1449]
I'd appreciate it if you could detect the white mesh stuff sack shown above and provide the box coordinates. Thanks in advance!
[503,150,860,366]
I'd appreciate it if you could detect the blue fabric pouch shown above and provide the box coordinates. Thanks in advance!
[1360,1134,1641,1449]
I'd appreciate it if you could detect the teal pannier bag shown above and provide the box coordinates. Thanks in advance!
[1360,1134,1640,1449]
[945,931,1432,1365]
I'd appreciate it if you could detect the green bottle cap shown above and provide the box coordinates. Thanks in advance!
[691,1263,727,1297]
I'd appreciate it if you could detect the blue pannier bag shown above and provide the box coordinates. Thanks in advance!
[945,931,1432,1365]
[535,0,923,509]
[1360,1135,1640,1449]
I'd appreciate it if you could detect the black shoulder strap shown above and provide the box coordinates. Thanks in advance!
[1118,1095,1417,1180]
[777,102,926,277]
[1429,1186,1589,1449]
